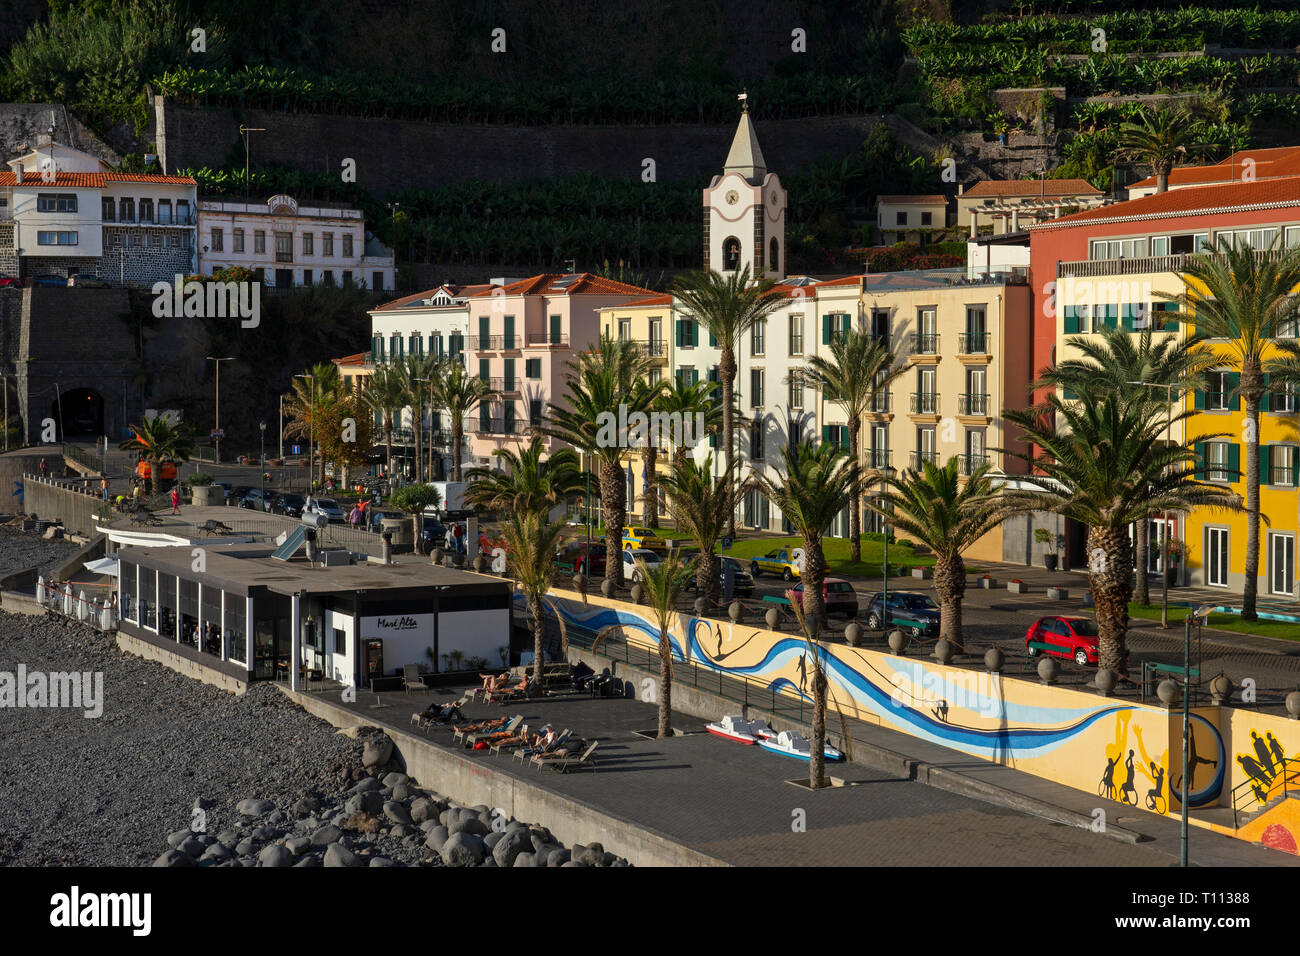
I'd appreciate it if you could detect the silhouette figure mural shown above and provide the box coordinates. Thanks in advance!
[1146,761,1167,813]
[1099,755,1119,800]
[1099,714,1168,810]
[1238,731,1290,805]
[1120,750,1140,805]
[1172,721,1221,795]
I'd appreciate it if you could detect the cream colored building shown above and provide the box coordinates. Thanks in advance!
[958,178,1105,235]
[876,195,949,244]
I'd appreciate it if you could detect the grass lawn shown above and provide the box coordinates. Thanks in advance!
[1127,603,1300,641]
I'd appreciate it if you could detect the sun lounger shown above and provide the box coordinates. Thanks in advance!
[452,715,508,743]
[457,714,520,746]
[402,664,430,695]
[530,738,588,769]
[410,695,470,733]
[464,714,524,747]
[489,725,531,756]
[513,728,570,764]
[538,740,599,774]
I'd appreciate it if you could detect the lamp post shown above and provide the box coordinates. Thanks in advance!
[238,125,265,191]
[1180,603,1215,868]
[259,421,266,504]
[207,356,233,464]
[294,372,314,492]
[1128,380,1185,629]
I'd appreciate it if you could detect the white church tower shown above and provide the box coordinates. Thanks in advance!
[702,95,786,280]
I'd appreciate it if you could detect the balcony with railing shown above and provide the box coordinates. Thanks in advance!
[473,418,520,436]
[911,332,939,355]
[909,392,940,415]
[866,391,892,414]
[1058,248,1290,280]
[865,448,892,470]
[958,332,991,355]
[526,331,569,347]
[630,339,667,361]
[960,453,990,475]
[910,450,938,470]
[958,392,990,416]
[470,334,503,351]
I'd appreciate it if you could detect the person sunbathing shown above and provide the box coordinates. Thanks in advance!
[425,702,464,722]
[538,738,586,760]
[490,672,532,700]
[453,716,507,734]
[479,671,509,691]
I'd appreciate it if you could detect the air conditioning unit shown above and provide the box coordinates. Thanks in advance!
[320,549,351,566]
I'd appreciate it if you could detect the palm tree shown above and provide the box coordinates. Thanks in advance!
[748,438,859,630]
[787,596,832,791]
[1035,324,1213,606]
[641,377,723,528]
[362,364,407,484]
[1002,393,1241,674]
[544,333,654,586]
[1159,239,1300,619]
[671,266,786,536]
[792,329,906,563]
[282,362,342,490]
[657,453,739,608]
[1114,104,1207,193]
[866,458,1004,652]
[120,415,196,496]
[397,354,437,483]
[501,508,566,684]
[635,550,694,738]
[427,356,494,482]
[465,435,583,518]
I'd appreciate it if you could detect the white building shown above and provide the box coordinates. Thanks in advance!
[198,194,395,291]
[702,104,787,280]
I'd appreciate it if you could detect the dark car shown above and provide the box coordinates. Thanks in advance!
[68,273,110,288]
[864,591,941,636]
[790,578,858,618]
[1025,616,1100,666]
[685,556,754,597]
[420,516,447,548]
[271,493,306,517]
[32,275,67,287]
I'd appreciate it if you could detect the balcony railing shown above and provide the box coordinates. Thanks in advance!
[473,418,520,436]
[866,392,892,414]
[1058,248,1291,280]
[960,453,989,475]
[911,332,939,355]
[909,392,940,414]
[630,339,667,358]
[865,449,892,470]
[470,335,503,350]
[910,451,938,470]
[958,332,990,355]
[958,392,990,416]
[1271,465,1297,487]
[526,331,569,347]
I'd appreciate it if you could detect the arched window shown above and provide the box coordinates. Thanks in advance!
[769,237,779,273]
[723,237,741,272]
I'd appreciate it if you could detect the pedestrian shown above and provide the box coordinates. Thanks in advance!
[444,525,455,552]
[170,485,181,514]
[453,522,465,554]
[39,458,48,478]
[100,474,109,501]
[349,504,362,529]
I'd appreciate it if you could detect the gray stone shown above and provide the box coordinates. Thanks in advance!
[448,814,488,837]
[418,819,439,834]
[560,860,586,867]
[286,835,311,855]
[250,825,282,841]
[484,831,504,850]
[236,798,275,818]
[547,848,570,867]
[193,796,216,811]
[310,824,344,846]
[153,849,194,867]
[390,824,413,839]
[1289,691,1300,720]
[382,772,408,788]
[293,855,321,867]
[577,842,606,866]
[258,844,294,867]
[178,835,205,858]
[513,852,535,867]
[382,801,412,825]
[492,828,532,868]
[529,833,547,854]
[362,736,394,769]
[201,842,233,862]
[369,857,396,867]
[424,826,450,853]
[216,829,242,849]
[346,791,383,815]
[409,798,434,823]
[166,828,192,849]
[350,777,382,794]
[234,838,255,857]
[440,831,486,867]
[324,843,359,867]
[391,783,413,801]
[292,796,321,815]
[330,813,349,827]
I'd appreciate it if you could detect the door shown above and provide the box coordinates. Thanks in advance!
[966,368,987,415]
[1270,533,1295,596]
[1206,527,1229,588]
[966,306,987,352]
[274,268,293,287]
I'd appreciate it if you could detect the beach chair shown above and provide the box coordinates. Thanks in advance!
[513,729,570,764]
[402,664,430,695]
[464,714,523,748]
[453,714,514,745]
[489,725,532,756]
[410,695,470,733]
[530,737,588,769]
[538,740,599,774]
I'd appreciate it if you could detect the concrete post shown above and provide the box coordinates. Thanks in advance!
[290,592,302,691]
[969,212,978,239]
[1011,208,1020,231]
[245,595,254,669]
[467,514,479,563]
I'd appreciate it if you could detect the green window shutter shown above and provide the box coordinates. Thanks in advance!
[822,425,831,444]
[840,428,850,451]
[1228,443,1241,483]
[503,315,515,349]
[675,320,683,347]
[504,358,515,390]
[1293,451,1300,487]
[1063,306,1079,335]
[479,358,490,382]
[692,323,700,347]
[1261,373,1272,412]
[1194,441,1207,479]
[841,314,852,336]
[1228,372,1241,411]
[371,336,380,363]
[479,315,490,343]
[1121,303,1137,332]
[1105,304,1119,329]
[504,402,516,432]
[822,315,832,344]
[1194,388,1205,410]
[550,314,562,344]
[1063,387,1078,401]
[1260,445,1272,485]
[708,329,716,347]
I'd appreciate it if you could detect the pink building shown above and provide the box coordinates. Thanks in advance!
[462,273,657,466]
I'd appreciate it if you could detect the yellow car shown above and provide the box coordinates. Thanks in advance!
[749,547,803,582]
[621,526,665,550]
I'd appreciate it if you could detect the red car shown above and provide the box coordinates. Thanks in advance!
[0,276,20,288]
[787,578,859,619]
[1025,616,1100,666]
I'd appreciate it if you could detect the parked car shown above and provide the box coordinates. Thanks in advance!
[271,493,306,517]
[306,497,346,522]
[31,274,67,287]
[623,548,662,582]
[1025,616,1100,666]
[685,556,754,597]
[750,547,802,581]
[229,485,254,504]
[0,276,20,288]
[556,542,606,577]
[420,516,447,548]
[864,591,941,636]
[790,578,859,618]
[622,525,665,550]
[238,488,272,511]
[368,507,403,532]
[67,273,110,287]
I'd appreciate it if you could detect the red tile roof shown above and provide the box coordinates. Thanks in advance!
[102,173,199,185]
[964,178,1103,198]
[877,194,947,204]
[613,294,673,308]
[471,273,658,297]
[332,352,372,367]
[811,275,863,288]
[371,283,497,311]
[0,171,197,187]
[1038,175,1300,228]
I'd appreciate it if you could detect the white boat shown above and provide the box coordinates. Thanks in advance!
[705,715,776,745]
[758,729,844,762]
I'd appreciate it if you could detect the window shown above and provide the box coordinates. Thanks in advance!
[322,269,334,286]
[158,199,172,224]
[503,358,516,391]
[617,318,631,341]
[526,358,541,379]
[1220,227,1279,250]
[870,309,889,348]
[1089,237,1149,259]
[750,417,764,460]
[789,379,803,409]
[101,198,115,221]
[676,318,698,348]
[210,227,223,252]
[323,233,334,256]
[343,234,354,257]
[789,314,803,355]
[916,308,937,353]
[915,427,937,469]
[302,269,312,285]
[895,211,907,226]
[1288,227,1300,249]
[373,271,384,292]
[752,318,765,356]
[1151,236,1169,256]
[677,366,698,387]
[722,237,741,271]
[649,367,661,386]
[254,230,266,254]
[333,628,346,654]
[529,399,543,423]
[549,314,563,345]
[769,238,779,273]
[478,358,490,383]
[1201,371,1236,411]
[36,231,78,245]
[274,232,292,263]
[130,232,141,248]
[1268,445,1298,487]
[1201,441,1237,482]
[302,233,314,256]
[233,229,244,253]
[169,235,180,248]
[37,194,76,213]
[177,200,190,223]
[921,211,932,226]
[139,198,153,223]
[1206,527,1229,587]
[750,369,764,408]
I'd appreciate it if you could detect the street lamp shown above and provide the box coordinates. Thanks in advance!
[259,421,267,503]
[294,373,314,492]
[1127,380,1186,629]
[1180,603,1215,868]
[207,356,234,464]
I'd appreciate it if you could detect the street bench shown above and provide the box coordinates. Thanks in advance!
[1027,639,1071,655]
[762,595,791,607]
[1146,661,1200,679]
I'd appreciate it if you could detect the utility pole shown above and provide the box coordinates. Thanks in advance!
[294,373,315,491]
[238,126,266,192]
[207,356,233,463]
[259,421,266,504]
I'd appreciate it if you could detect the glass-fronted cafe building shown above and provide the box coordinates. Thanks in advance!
[115,544,513,690]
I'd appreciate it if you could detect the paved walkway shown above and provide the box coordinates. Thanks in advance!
[322,679,1296,867]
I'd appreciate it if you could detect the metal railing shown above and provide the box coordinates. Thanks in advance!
[909,392,939,414]
[911,332,939,354]
[958,392,990,415]
[526,332,568,347]
[473,418,520,436]
[866,392,892,414]
[866,448,892,470]
[958,332,990,354]
[470,335,503,350]
[631,339,666,358]
[910,451,938,470]
[959,453,989,475]
[1271,464,1297,487]
[1231,755,1300,829]
[1059,248,1291,280]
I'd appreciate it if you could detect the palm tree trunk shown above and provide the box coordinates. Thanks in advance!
[934,552,966,652]
[529,593,546,684]
[657,629,673,738]
[645,446,659,528]
[809,652,828,789]
[804,538,827,630]
[1243,393,1262,620]
[699,548,720,609]
[1134,518,1150,606]
[386,420,394,486]
[1090,526,1132,675]
[599,457,625,586]
[848,421,861,563]
[452,421,463,482]
[720,347,736,539]
[413,403,423,484]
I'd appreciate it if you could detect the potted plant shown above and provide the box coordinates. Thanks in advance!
[1035,528,1058,571]
[186,471,222,506]
[1160,537,1187,585]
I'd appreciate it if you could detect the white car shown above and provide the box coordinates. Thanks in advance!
[305,497,346,523]
[623,548,662,583]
